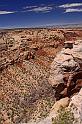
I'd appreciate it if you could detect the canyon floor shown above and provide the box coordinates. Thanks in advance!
[0,28,82,124]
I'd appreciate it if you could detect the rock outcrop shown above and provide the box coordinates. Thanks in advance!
[69,88,82,124]
[49,40,82,100]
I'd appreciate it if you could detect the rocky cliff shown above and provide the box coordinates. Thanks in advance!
[29,39,82,124]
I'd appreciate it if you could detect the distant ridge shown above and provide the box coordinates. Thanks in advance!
[0,23,82,30]
[40,23,82,29]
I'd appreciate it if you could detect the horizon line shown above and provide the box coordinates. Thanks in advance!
[0,23,82,30]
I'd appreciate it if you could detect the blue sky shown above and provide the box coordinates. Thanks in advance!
[0,0,82,28]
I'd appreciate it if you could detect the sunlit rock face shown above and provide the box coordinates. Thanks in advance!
[49,40,82,100]
[69,88,82,124]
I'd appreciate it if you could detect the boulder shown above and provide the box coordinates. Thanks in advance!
[50,97,70,114]
[69,88,82,124]
[0,39,8,51]
[49,72,64,87]
[0,43,7,51]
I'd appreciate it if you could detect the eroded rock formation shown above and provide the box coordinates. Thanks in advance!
[49,40,82,100]
[69,88,82,124]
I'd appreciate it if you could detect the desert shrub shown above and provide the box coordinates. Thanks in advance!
[52,107,74,124]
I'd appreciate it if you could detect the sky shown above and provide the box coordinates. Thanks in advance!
[0,0,82,28]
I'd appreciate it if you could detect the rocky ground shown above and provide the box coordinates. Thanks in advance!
[0,28,82,124]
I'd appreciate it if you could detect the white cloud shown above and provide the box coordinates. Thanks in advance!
[23,5,38,9]
[0,11,15,15]
[65,8,82,13]
[23,4,54,13]
[59,3,82,8]
[25,6,53,13]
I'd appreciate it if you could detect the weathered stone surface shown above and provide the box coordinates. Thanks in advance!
[50,97,70,114]
[67,71,82,96]
[69,88,82,124]
[49,40,82,100]
[0,39,7,51]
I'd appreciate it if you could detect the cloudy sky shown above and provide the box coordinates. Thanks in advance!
[0,0,82,28]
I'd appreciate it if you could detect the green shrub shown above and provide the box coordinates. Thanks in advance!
[52,107,74,124]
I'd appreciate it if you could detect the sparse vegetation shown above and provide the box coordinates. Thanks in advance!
[0,28,82,123]
[52,107,74,124]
